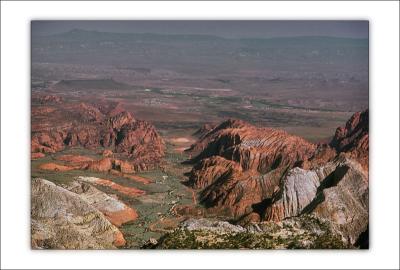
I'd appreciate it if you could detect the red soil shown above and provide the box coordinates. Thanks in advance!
[103,208,138,227]
[31,152,45,160]
[94,178,145,197]
[56,154,94,164]
[38,163,76,172]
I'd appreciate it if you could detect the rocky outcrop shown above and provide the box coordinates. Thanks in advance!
[187,156,242,189]
[330,109,369,170]
[185,111,369,246]
[264,168,320,222]
[188,119,316,173]
[186,119,249,156]
[65,181,138,227]
[31,98,165,170]
[76,176,145,197]
[186,119,316,218]
[108,111,135,129]
[31,178,126,249]
[262,154,368,245]
[310,157,369,245]
[198,165,287,218]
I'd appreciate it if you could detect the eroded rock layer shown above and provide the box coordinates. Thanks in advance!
[186,110,369,246]
[31,97,165,170]
[31,178,126,249]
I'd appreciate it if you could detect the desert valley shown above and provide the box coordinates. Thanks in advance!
[31,24,369,249]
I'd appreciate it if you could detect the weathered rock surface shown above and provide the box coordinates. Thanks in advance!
[264,167,320,222]
[186,119,316,218]
[310,156,369,245]
[31,97,165,171]
[330,109,369,170]
[199,165,287,218]
[188,119,316,173]
[185,111,369,247]
[187,156,242,189]
[260,154,368,245]
[31,178,126,249]
[65,181,138,227]
[76,176,145,197]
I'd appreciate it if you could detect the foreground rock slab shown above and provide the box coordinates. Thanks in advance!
[31,178,126,249]
[65,181,138,227]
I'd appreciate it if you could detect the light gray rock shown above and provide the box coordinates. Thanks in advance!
[31,178,125,249]
[311,158,368,245]
[264,167,320,221]
[181,218,245,234]
[263,155,368,246]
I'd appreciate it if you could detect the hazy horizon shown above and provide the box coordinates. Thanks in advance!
[32,20,369,39]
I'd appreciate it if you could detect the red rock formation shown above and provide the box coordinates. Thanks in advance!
[121,174,152,184]
[85,158,113,172]
[188,156,242,189]
[66,181,139,227]
[76,176,145,197]
[186,119,248,156]
[31,152,45,160]
[31,97,165,171]
[188,119,316,174]
[186,119,316,218]
[38,163,77,172]
[187,111,369,222]
[102,149,114,157]
[330,109,369,170]
[108,111,135,129]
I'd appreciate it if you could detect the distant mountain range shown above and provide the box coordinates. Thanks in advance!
[32,29,368,76]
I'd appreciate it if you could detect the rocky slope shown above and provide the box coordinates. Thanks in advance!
[187,119,316,173]
[263,154,368,245]
[330,109,369,170]
[31,97,165,171]
[186,110,369,247]
[31,178,126,249]
[64,181,138,227]
[186,119,317,218]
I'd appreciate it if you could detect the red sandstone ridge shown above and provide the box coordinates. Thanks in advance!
[299,109,369,171]
[65,181,139,227]
[186,119,316,218]
[76,176,145,197]
[330,109,369,170]
[188,119,316,173]
[31,96,165,171]
[187,111,369,222]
